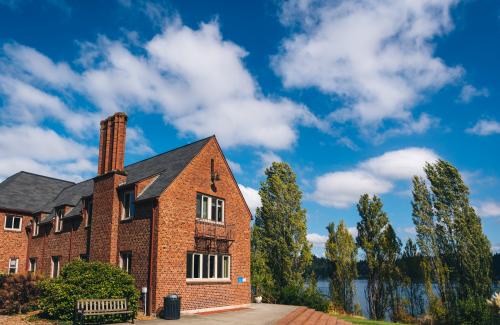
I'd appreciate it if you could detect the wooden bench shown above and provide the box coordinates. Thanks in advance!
[74,298,135,324]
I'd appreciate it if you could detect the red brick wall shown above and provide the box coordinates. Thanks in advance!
[153,138,252,313]
[89,172,127,264]
[27,208,89,276]
[0,211,30,274]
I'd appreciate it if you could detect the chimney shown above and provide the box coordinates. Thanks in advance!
[97,112,128,175]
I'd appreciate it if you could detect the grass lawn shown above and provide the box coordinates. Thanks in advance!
[337,315,408,325]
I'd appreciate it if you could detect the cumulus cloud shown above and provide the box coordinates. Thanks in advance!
[476,201,500,219]
[312,147,438,208]
[127,127,155,155]
[466,120,500,136]
[0,19,322,153]
[307,233,328,248]
[0,125,97,182]
[458,84,489,103]
[274,0,462,135]
[238,184,261,214]
[227,159,242,174]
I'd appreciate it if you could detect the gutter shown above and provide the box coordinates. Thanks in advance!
[147,199,158,316]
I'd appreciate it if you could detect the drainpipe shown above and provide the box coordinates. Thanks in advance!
[147,199,158,316]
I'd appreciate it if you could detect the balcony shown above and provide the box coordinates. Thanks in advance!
[194,220,235,253]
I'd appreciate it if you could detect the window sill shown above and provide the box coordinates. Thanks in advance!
[186,278,231,284]
[3,228,22,232]
[120,218,134,224]
[195,219,225,226]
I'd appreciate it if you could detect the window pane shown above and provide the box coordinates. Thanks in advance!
[209,255,216,278]
[186,253,193,278]
[13,217,21,229]
[211,199,217,221]
[193,254,200,278]
[223,256,229,278]
[202,254,208,278]
[124,193,130,219]
[217,200,223,222]
[217,255,223,278]
[202,197,208,219]
[5,216,13,228]
[196,194,201,218]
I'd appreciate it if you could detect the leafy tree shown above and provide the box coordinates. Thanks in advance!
[356,194,398,320]
[412,159,493,324]
[382,224,403,322]
[252,162,312,298]
[325,220,357,313]
[399,239,425,318]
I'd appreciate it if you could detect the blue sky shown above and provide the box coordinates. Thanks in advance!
[0,0,499,256]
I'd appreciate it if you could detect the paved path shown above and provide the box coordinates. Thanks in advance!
[123,304,297,325]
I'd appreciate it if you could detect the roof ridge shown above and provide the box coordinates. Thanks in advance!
[18,171,75,184]
[124,135,214,169]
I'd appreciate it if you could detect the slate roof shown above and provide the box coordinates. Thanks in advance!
[0,172,74,214]
[0,136,212,219]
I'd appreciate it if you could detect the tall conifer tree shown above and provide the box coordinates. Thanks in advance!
[252,162,312,297]
[325,220,357,313]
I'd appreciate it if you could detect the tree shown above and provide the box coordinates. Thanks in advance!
[356,194,397,320]
[325,220,357,313]
[252,162,312,298]
[412,159,493,324]
[382,224,403,322]
[399,239,425,318]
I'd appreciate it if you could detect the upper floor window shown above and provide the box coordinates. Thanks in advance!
[8,258,19,274]
[85,200,93,227]
[33,216,40,236]
[196,194,224,223]
[55,208,64,233]
[4,215,22,231]
[119,251,132,274]
[121,190,135,221]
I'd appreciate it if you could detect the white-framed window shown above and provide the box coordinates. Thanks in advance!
[196,194,224,223]
[4,215,22,231]
[186,253,230,280]
[121,191,135,221]
[33,216,39,236]
[119,251,132,274]
[29,258,37,273]
[85,200,93,228]
[8,258,18,274]
[51,256,60,278]
[54,208,64,233]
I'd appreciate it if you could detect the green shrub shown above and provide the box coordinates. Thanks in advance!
[38,260,140,321]
[278,284,330,312]
[0,273,42,314]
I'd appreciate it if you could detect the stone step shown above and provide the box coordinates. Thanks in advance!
[289,308,315,325]
[274,306,309,325]
[274,306,352,325]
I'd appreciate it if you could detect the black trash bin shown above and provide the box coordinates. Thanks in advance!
[163,294,181,320]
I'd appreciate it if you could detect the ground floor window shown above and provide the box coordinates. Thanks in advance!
[119,251,132,274]
[29,258,37,273]
[51,256,60,278]
[186,253,230,280]
[8,258,18,274]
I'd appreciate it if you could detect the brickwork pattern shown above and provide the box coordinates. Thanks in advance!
[0,212,30,274]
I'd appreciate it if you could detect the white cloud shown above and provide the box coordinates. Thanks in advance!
[476,201,500,219]
[313,170,393,208]
[238,184,261,215]
[227,159,242,174]
[274,0,462,135]
[458,84,489,103]
[360,147,438,180]
[312,147,438,208]
[0,125,97,182]
[0,20,321,151]
[307,233,328,248]
[127,127,155,155]
[258,151,282,173]
[466,120,500,136]
[347,227,358,238]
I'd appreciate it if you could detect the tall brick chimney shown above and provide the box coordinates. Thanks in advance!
[90,112,128,264]
[97,112,128,175]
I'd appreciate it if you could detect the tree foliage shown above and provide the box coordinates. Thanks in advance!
[356,194,401,320]
[325,220,357,313]
[399,239,425,318]
[251,162,312,300]
[412,159,493,324]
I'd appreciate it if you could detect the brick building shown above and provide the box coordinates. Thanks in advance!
[0,112,252,315]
